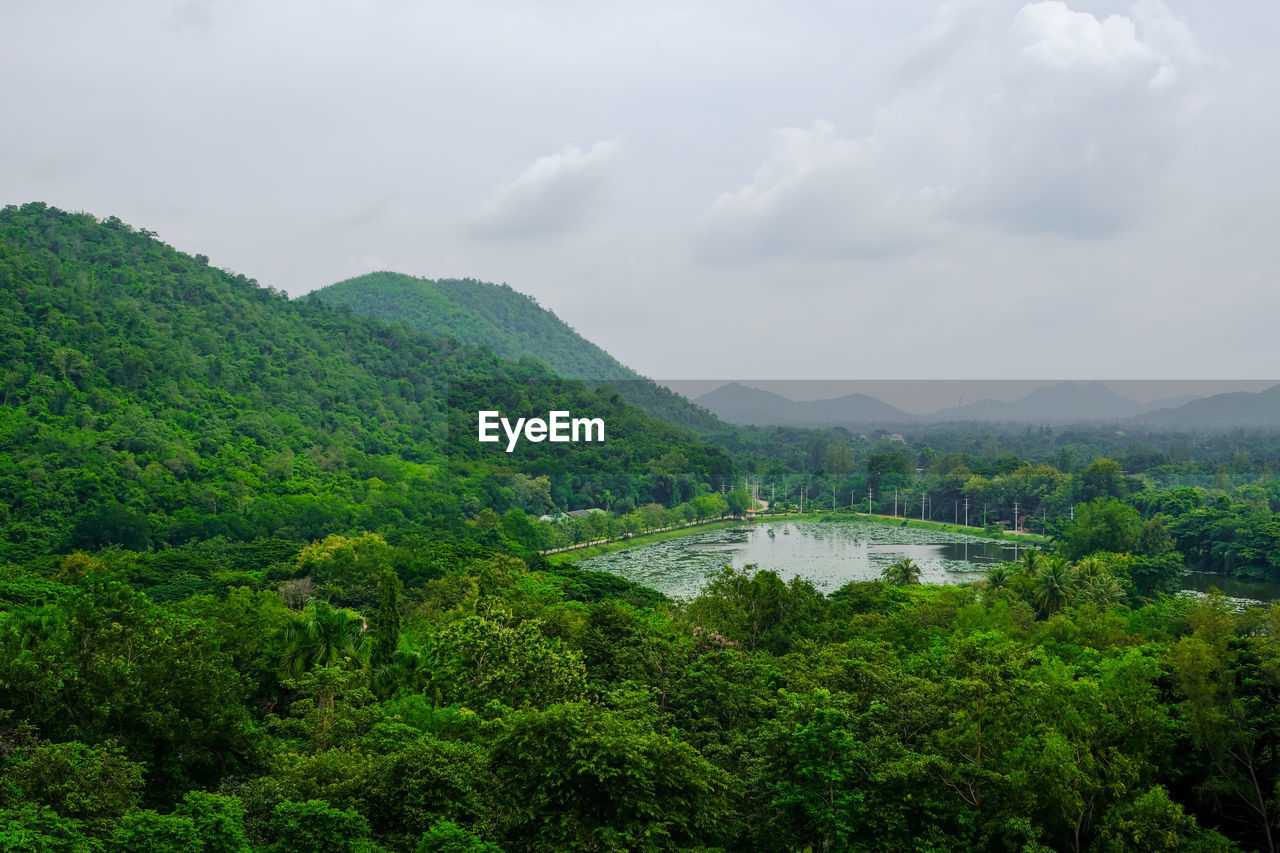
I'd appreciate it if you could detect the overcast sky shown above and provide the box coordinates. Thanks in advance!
[5,1,1278,382]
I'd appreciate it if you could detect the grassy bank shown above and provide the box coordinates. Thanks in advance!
[852,511,1051,544]
[744,510,1049,543]
[544,519,745,564]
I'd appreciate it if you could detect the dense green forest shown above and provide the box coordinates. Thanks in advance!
[315,272,720,431]
[5,526,1279,851]
[0,204,729,563]
[4,203,1280,851]
[315,272,634,384]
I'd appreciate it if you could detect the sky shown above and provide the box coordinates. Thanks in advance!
[4,0,1279,382]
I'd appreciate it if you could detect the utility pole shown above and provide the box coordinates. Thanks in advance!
[894,488,898,518]
[964,497,969,527]
[921,493,926,522]
[1013,501,1019,534]
[867,486,872,515]
[954,500,958,525]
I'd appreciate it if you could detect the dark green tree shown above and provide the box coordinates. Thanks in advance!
[416,820,501,853]
[1058,498,1141,560]
[371,567,403,674]
[882,557,921,586]
[268,800,371,853]
[107,810,201,853]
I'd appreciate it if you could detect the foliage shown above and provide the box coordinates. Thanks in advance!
[267,800,372,853]
[489,701,732,852]
[107,810,201,853]
[882,556,922,586]
[415,820,501,853]
[9,202,1280,851]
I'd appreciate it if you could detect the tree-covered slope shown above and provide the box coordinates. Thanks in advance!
[313,271,722,430]
[0,203,730,561]
[316,272,628,380]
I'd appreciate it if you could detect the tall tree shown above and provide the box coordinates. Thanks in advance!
[279,601,368,679]
[371,567,403,673]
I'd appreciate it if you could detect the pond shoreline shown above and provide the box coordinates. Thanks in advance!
[575,518,1033,600]
[547,510,1046,566]
[543,518,745,563]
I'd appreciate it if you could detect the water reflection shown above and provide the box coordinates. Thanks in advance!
[1180,572,1280,605]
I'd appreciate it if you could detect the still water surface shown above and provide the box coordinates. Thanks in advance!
[579,520,1026,599]
[579,519,1280,604]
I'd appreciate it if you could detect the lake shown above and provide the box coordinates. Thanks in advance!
[578,518,1280,605]
[579,519,1028,599]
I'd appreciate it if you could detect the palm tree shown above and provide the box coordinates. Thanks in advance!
[370,635,433,698]
[1072,557,1125,608]
[1032,556,1076,616]
[882,557,922,586]
[984,563,1013,592]
[1074,555,1103,581]
[280,600,368,678]
[7,605,62,651]
[1020,548,1043,578]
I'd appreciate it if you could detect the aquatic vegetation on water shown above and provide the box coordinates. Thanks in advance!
[579,520,1018,599]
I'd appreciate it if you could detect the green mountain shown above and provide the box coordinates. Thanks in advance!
[0,203,731,561]
[313,271,721,430]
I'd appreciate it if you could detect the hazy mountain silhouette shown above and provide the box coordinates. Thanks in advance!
[1138,384,1280,428]
[695,383,912,425]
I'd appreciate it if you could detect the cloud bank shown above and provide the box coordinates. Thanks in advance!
[469,141,619,240]
[695,0,1215,262]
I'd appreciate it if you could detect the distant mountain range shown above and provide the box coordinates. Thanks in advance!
[947,382,1188,423]
[694,381,1280,428]
[695,383,913,426]
[1139,385,1280,428]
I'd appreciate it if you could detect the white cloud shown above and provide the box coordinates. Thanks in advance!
[468,141,619,240]
[694,119,951,263]
[1013,2,1157,74]
[698,2,1214,257]
[962,1,1211,236]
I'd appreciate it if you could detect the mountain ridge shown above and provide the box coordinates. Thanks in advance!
[312,271,722,430]
[693,380,1280,428]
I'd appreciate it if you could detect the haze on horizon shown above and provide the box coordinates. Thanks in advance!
[4,1,1278,381]
[663,379,1279,415]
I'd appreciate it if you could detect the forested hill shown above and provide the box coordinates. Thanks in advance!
[0,203,730,561]
[313,271,721,430]
[316,272,631,380]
